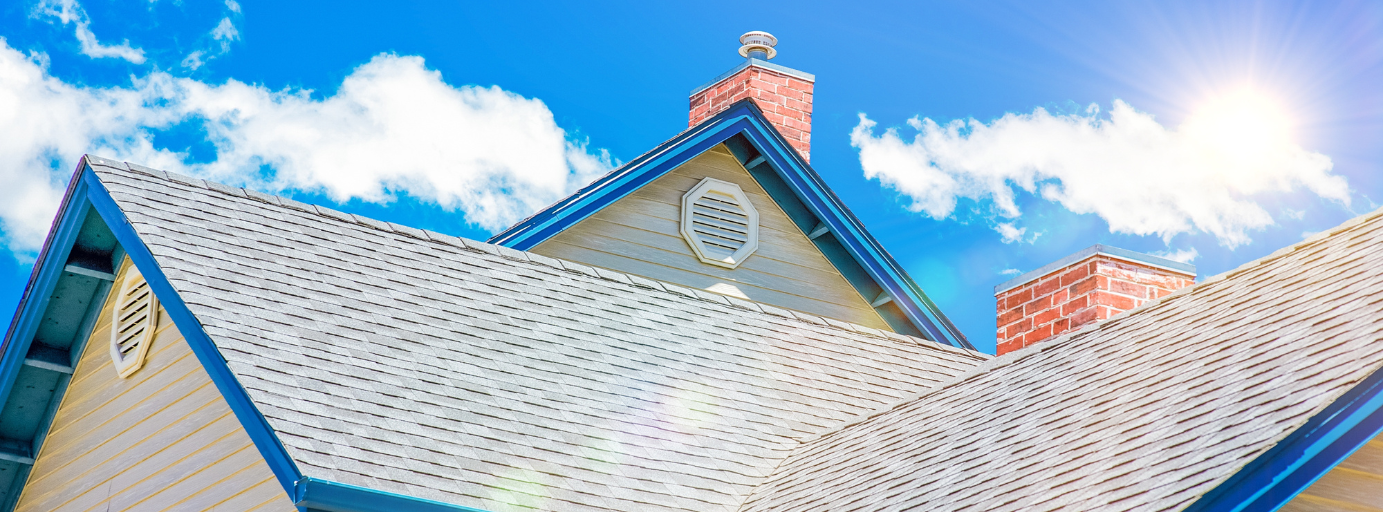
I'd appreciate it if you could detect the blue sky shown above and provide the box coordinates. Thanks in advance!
[1,0,1380,354]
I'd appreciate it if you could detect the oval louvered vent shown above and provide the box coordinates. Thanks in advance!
[110,265,159,378]
[680,178,759,268]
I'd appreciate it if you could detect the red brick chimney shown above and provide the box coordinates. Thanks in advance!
[689,31,815,161]
[995,245,1196,355]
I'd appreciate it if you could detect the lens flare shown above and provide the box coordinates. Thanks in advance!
[1183,88,1295,163]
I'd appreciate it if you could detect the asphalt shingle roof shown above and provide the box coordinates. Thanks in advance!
[740,201,1383,511]
[86,157,987,512]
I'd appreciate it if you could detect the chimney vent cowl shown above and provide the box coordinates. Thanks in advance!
[738,31,778,60]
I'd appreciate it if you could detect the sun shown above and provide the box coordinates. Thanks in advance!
[1183,88,1295,161]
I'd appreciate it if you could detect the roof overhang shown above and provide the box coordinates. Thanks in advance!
[489,100,974,350]
[1,159,494,512]
[1185,363,1383,511]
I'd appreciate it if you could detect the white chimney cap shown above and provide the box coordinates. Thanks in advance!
[738,31,778,60]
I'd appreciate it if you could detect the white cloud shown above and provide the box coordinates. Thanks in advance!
[0,39,613,257]
[995,223,1025,244]
[851,99,1350,248]
[211,17,239,42]
[1000,268,1022,276]
[1152,248,1199,264]
[182,14,241,70]
[35,0,146,64]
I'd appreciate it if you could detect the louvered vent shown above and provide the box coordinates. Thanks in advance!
[680,178,759,268]
[110,265,159,378]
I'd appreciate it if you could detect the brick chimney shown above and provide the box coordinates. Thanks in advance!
[995,245,1196,355]
[689,31,815,161]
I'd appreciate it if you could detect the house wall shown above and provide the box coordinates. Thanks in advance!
[13,258,293,512]
[532,145,890,330]
[1281,434,1383,511]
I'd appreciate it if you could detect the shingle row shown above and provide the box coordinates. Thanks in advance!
[86,157,986,512]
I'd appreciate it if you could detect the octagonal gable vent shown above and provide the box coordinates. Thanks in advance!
[110,265,159,378]
[680,178,759,269]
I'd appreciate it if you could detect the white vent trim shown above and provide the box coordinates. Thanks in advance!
[110,264,159,378]
[680,178,760,269]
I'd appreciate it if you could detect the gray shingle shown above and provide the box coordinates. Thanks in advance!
[92,166,987,512]
[740,206,1383,512]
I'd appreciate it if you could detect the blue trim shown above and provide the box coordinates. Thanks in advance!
[490,117,736,249]
[80,165,304,494]
[0,166,89,413]
[1184,364,1383,512]
[294,477,492,512]
[489,101,973,349]
[0,159,97,512]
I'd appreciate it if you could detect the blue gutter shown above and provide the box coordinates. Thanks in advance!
[294,478,491,512]
[1184,363,1383,511]
[80,162,305,494]
[489,101,972,349]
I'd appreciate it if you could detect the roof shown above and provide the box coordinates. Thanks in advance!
[740,205,1383,510]
[488,100,974,349]
[84,158,988,511]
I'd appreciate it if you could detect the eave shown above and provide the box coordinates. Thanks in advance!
[0,157,508,512]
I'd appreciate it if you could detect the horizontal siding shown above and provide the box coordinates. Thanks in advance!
[534,146,888,329]
[1285,439,1383,511]
[15,259,294,512]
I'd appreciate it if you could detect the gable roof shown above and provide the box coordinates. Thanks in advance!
[61,157,987,511]
[489,100,974,350]
[739,205,1383,511]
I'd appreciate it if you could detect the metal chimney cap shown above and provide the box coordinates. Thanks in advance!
[738,31,778,60]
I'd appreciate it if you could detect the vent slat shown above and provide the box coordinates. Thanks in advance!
[692,216,749,238]
[691,206,749,227]
[691,196,750,253]
[696,195,746,214]
[693,226,749,245]
[681,179,759,268]
[111,266,159,378]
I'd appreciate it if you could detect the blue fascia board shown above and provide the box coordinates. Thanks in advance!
[0,160,90,421]
[1183,363,1383,512]
[488,101,972,350]
[0,160,90,512]
[294,477,492,512]
[732,115,968,348]
[492,118,737,250]
[80,164,304,495]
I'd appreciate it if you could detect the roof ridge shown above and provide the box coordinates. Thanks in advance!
[86,155,985,360]
[774,202,1383,453]
[491,125,699,241]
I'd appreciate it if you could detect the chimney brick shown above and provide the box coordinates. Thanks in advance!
[995,247,1196,355]
[689,64,815,161]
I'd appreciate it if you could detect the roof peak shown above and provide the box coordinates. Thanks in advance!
[83,154,977,357]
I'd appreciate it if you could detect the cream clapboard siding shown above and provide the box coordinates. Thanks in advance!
[14,258,293,512]
[533,145,890,330]
[1281,435,1383,512]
